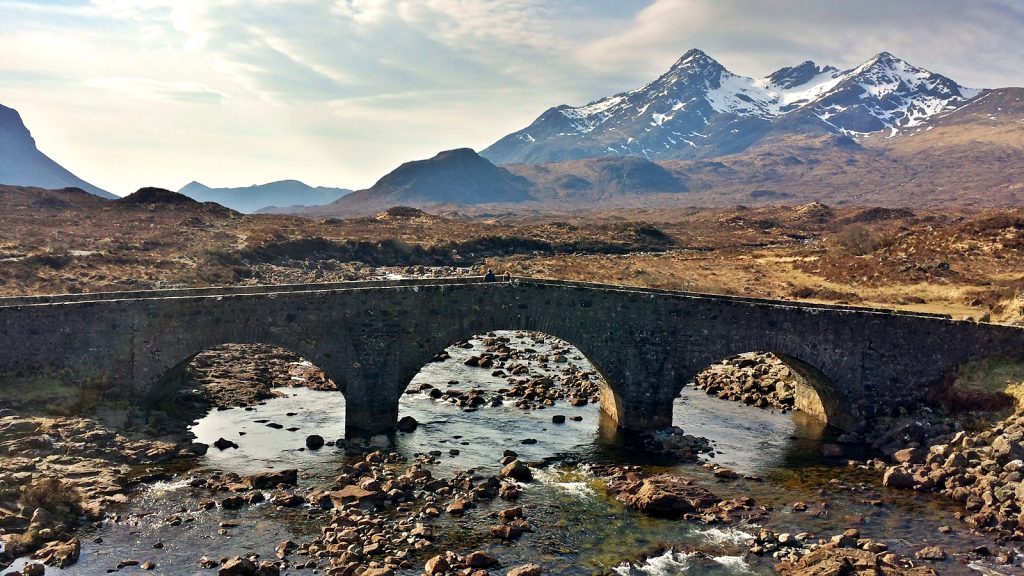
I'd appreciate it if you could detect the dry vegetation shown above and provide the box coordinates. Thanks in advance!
[2,185,1024,325]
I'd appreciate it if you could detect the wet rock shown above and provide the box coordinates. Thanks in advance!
[396,416,418,432]
[256,561,280,576]
[213,437,239,450]
[507,564,543,576]
[243,469,298,489]
[915,546,946,561]
[219,556,257,576]
[619,475,720,518]
[551,415,565,423]
[466,550,499,568]
[275,540,297,559]
[141,561,156,570]
[30,538,81,568]
[221,496,245,510]
[329,485,381,507]
[271,493,305,507]
[501,460,533,482]
[882,466,915,488]
[425,555,449,575]
[305,435,324,450]
[22,564,45,576]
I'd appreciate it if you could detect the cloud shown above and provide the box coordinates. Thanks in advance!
[578,0,1024,88]
[0,0,1020,193]
[86,77,226,104]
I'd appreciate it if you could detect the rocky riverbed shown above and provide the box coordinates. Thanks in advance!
[2,332,1023,575]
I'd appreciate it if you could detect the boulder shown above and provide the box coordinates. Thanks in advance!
[466,550,499,568]
[244,469,298,489]
[620,475,720,518]
[329,485,381,507]
[219,557,257,576]
[305,435,325,450]
[397,416,418,432]
[882,467,915,488]
[501,460,533,482]
[425,554,449,575]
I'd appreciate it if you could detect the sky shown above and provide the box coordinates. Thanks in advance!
[1,0,1022,195]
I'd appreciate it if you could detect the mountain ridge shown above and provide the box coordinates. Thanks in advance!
[0,104,115,199]
[481,49,990,165]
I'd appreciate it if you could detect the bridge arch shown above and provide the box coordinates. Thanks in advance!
[139,328,351,406]
[345,320,630,436]
[671,333,853,431]
[681,350,842,428]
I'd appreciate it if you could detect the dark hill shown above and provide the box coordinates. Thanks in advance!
[0,104,115,199]
[309,148,533,217]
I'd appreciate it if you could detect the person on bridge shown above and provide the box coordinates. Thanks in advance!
[503,271,512,282]
[484,268,496,282]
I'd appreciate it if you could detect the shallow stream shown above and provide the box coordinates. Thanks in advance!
[10,332,1021,575]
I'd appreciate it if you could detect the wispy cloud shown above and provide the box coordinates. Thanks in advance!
[0,0,1020,194]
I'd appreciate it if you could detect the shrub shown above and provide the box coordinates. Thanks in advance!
[834,224,886,256]
[19,477,83,521]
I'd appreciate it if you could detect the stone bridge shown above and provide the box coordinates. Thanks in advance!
[1,277,1023,435]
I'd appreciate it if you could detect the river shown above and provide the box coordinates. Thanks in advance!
[8,331,1020,575]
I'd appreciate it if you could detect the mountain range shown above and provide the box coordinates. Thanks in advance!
[2,49,1021,214]
[0,104,115,198]
[482,49,984,164]
[179,180,351,213]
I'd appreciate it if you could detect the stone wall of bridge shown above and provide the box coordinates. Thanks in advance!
[1,279,1023,435]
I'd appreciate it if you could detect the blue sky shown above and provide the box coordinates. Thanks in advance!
[1,0,1021,194]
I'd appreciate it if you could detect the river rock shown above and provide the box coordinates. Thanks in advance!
[22,563,45,576]
[256,561,280,576]
[219,557,257,576]
[305,435,325,450]
[507,564,543,576]
[31,538,81,568]
[213,437,239,450]
[501,460,533,482]
[330,485,381,507]
[915,546,946,561]
[425,554,449,575]
[396,416,418,432]
[244,469,298,489]
[620,475,720,518]
[882,466,915,488]
[466,550,499,568]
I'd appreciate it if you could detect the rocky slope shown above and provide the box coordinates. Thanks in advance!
[482,49,988,165]
[0,104,114,199]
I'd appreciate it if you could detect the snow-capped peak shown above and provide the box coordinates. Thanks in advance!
[670,48,719,71]
[481,49,991,165]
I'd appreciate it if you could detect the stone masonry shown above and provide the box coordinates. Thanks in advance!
[1,278,1023,435]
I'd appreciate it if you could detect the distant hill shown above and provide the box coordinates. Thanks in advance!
[178,180,350,213]
[0,103,115,199]
[305,148,533,217]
